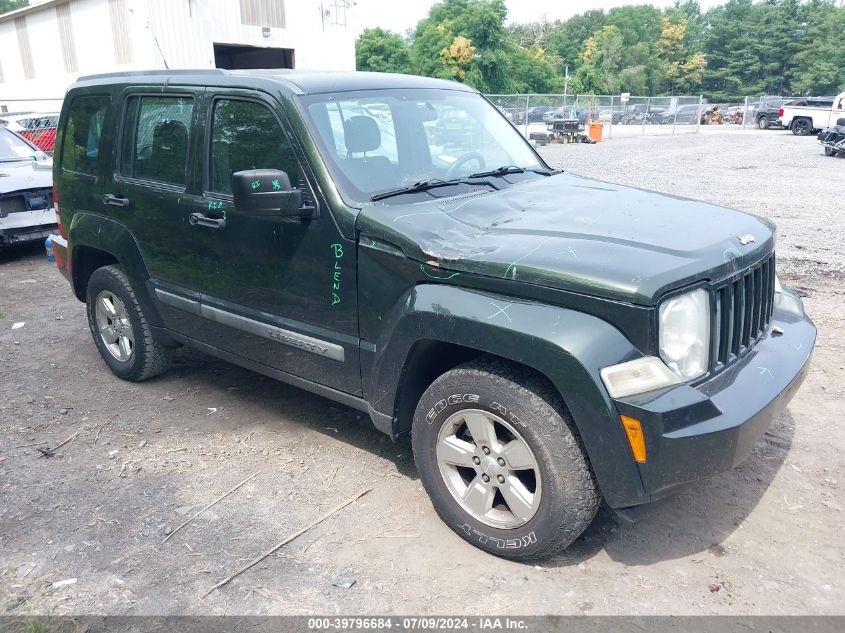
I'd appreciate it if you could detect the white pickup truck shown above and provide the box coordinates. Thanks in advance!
[779,92,845,136]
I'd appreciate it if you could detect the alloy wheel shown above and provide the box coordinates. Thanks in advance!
[435,409,542,529]
[94,290,135,362]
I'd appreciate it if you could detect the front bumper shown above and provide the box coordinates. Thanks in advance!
[0,223,57,246]
[613,287,815,503]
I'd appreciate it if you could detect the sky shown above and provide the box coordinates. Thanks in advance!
[348,0,727,36]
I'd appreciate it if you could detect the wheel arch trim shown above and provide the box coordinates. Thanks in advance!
[368,283,651,507]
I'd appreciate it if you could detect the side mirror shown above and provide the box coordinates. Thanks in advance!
[231,169,312,218]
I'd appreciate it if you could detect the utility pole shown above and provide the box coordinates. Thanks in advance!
[564,65,569,100]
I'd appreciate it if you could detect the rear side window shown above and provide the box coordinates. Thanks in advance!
[208,99,298,194]
[61,95,110,176]
[121,95,193,186]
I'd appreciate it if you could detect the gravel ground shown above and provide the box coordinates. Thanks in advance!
[0,129,843,617]
[542,127,844,279]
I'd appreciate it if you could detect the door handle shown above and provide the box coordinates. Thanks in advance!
[103,194,130,208]
[189,212,226,230]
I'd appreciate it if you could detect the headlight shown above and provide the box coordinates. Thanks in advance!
[659,288,710,381]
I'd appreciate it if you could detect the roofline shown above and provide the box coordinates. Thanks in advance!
[0,0,67,25]
[77,69,229,82]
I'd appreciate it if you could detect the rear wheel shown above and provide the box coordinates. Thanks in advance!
[757,115,770,129]
[86,265,172,381]
[412,359,600,561]
[792,118,812,136]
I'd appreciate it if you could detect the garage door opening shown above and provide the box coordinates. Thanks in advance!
[213,44,294,70]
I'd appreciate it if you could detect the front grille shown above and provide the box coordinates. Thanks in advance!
[712,253,776,372]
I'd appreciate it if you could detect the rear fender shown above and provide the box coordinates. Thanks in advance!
[370,283,650,508]
[68,212,167,332]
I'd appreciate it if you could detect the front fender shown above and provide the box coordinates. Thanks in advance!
[369,283,650,508]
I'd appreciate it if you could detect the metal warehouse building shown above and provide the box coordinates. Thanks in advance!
[0,0,355,111]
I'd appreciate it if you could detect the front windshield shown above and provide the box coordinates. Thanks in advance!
[299,89,543,203]
[0,127,39,161]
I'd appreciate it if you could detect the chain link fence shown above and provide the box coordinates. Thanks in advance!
[486,94,715,141]
[1,98,64,157]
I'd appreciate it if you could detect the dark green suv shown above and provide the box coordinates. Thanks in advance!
[51,70,815,560]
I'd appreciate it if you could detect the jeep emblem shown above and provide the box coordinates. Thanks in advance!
[737,234,756,245]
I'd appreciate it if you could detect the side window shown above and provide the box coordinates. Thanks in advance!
[121,95,193,186]
[209,99,298,194]
[61,95,110,176]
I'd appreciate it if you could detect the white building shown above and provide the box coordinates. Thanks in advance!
[0,0,356,112]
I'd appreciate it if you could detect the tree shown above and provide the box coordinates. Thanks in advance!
[659,16,706,93]
[547,9,606,75]
[576,25,625,94]
[355,28,411,74]
[791,0,845,95]
[0,0,28,15]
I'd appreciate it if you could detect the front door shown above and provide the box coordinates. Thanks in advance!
[189,91,360,396]
[105,88,204,335]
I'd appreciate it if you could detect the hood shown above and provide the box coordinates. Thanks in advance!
[0,158,53,194]
[358,173,775,305]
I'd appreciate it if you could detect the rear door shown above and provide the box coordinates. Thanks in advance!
[105,88,204,334]
[188,89,361,395]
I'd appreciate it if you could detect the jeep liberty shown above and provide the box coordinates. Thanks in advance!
[50,70,815,560]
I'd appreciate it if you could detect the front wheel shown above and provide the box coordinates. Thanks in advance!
[412,359,600,560]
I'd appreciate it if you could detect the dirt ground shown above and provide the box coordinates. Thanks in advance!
[1,129,843,616]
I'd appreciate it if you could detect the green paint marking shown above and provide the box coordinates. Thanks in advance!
[271,179,282,190]
[502,238,554,279]
[330,243,344,305]
[250,180,261,190]
[420,264,459,280]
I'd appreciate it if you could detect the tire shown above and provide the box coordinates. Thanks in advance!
[412,358,600,561]
[792,118,812,136]
[825,146,835,156]
[758,115,769,129]
[86,265,172,381]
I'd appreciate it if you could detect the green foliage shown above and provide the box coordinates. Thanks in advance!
[354,0,845,99]
[355,28,411,74]
[0,0,27,15]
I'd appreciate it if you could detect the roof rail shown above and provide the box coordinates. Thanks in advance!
[77,69,229,81]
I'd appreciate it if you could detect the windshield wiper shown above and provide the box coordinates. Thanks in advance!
[467,165,556,179]
[371,178,484,202]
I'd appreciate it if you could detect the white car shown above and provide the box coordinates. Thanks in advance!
[779,93,845,136]
[0,127,56,247]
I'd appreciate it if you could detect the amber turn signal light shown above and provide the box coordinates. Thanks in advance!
[620,415,647,463]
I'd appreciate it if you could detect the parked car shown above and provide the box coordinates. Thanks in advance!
[0,127,56,247]
[754,97,788,129]
[51,69,815,561]
[779,94,843,135]
[0,112,60,154]
[526,105,555,123]
[613,103,664,125]
[542,106,577,123]
[653,103,703,125]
